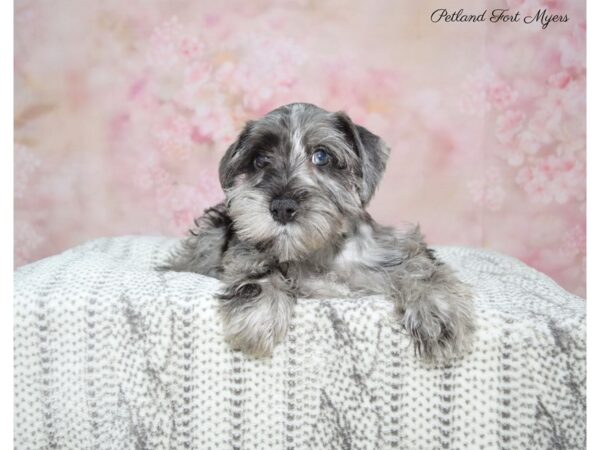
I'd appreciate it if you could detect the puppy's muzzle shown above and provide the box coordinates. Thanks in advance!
[270,197,298,224]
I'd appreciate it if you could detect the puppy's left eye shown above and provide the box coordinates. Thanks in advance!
[253,154,269,169]
[311,148,330,166]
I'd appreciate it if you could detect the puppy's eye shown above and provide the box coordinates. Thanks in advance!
[311,148,330,166]
[253,154,269,169]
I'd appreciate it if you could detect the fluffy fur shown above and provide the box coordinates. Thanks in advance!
[161,103,475,363]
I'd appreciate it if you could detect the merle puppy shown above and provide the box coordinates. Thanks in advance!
[163,103,475,362]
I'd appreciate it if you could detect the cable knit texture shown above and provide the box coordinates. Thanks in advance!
[14,236,586,449]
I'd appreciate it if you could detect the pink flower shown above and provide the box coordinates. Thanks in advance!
[516,130,544,156]
[192,100,237,144]
[516,155,584,204]
[467,167,506,211]
[458,68,518,114]
[180,61,212,101]
[503,147,526,167]
[556,138,585,158]
[559,224,586,262]
[496,110,525,144]
[220,33,306,113]
[178,36,204,61]
[153,114,194,163]
[146,16,187,69]
[515,166,552,204]
[156,174,222,232]
[487,81,518,110]
[458,77,490,115]
[146,15,205,66]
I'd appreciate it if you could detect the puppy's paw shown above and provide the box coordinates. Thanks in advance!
[399,280,475,363]
[218,282,295,358]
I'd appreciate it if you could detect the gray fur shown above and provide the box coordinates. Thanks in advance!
[162,103,475,362]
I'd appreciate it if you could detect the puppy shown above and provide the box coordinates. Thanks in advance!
[162,103,475,362]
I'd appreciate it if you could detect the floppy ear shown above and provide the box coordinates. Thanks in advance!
[219,120,255,189]
[334,112,390,206]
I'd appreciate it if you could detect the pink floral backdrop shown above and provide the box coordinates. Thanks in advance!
[14,0,586,297]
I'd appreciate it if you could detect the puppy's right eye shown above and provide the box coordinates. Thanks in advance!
[253,154,269,169]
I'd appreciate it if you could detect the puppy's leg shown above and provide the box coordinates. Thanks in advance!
[381,226,475,362]
[160,203,231,277]
[218,244,296,357]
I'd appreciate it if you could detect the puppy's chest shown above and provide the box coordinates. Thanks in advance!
[295,228,390,298]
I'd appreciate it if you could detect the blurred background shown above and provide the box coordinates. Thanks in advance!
[14,0,586,296]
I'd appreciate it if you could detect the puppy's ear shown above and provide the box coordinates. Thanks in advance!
[334,112,390,206]
[219,120,255,189]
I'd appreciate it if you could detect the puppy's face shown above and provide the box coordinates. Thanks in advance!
[219,103,390,262]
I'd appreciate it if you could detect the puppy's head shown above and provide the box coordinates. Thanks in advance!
[219,103,390,261]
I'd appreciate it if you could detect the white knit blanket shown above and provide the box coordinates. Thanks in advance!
[14,236,586,449]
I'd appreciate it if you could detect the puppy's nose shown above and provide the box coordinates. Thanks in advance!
[270,197,298,224]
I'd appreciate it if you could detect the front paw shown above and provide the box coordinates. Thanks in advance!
[218,282,295,357]
[400,282,475,363]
